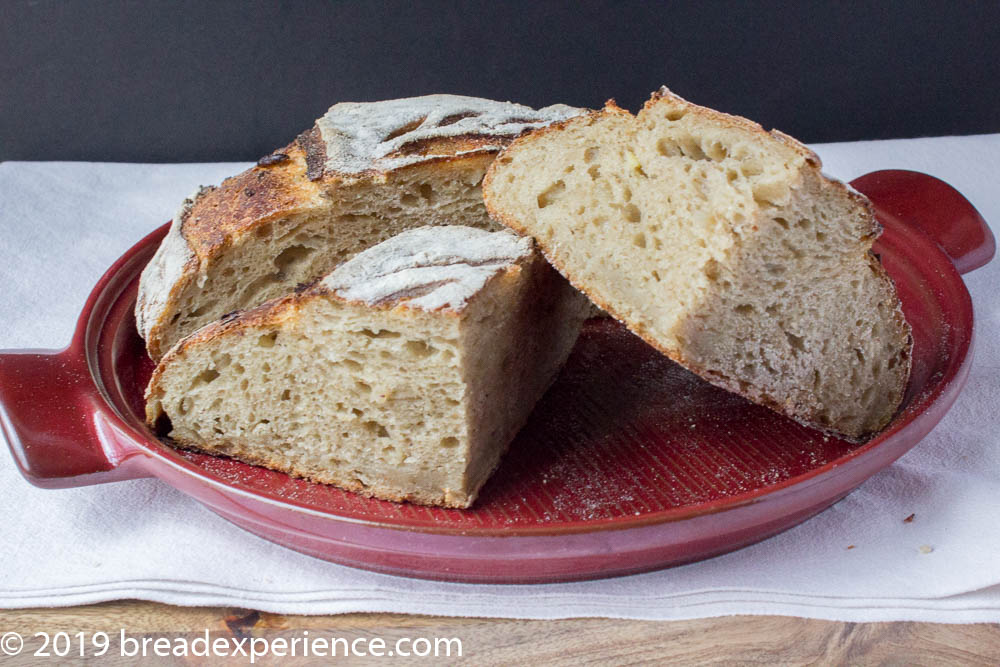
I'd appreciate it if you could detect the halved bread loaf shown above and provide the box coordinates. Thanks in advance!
[483,87,912,440]
[145,226,590,508]
[136,95,582,360]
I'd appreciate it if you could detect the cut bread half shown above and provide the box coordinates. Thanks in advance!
[145,226,590,508]
[483,87,912,441]
[136,95,582,360]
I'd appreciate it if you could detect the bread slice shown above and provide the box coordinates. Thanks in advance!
[136,95,582,360]
[145,226,590,508]
[483,88,912,441]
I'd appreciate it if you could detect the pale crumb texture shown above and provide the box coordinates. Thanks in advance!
[317,95,582,175]
[484,87,912,441]
[145,227,590,508]
[136,96,582,361]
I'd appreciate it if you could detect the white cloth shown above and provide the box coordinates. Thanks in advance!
[1,134,998,622]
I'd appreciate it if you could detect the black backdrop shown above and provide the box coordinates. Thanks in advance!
[3,0,999,162]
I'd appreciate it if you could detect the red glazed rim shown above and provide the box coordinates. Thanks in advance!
[45,170,983,537]
[0,167,992,585]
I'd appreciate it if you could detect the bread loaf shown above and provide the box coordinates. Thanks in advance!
[136,95,582,360]
[145,226,590,507]
[483,87,912,440]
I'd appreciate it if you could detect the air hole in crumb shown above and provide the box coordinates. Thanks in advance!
[623,203,641,223]
[359,328,401,339]
[419,183,436,203]
[633,233,647,249]
[704,141,728,161]
[189,300,218,318]
[855,349,866,364]
[441,437,459,448]
[257,331,278,348]
[734,304,754,315]
[405,340,434,358]
[583,146,600,163]
[273,244,315,274]
[665,109,686,121]
[679,138,706,160]
[774,217,790,230]
[401,193,419,206]
[651,270,661,282]
[657,138,681,157]
[587,164,601,180]
[536,180,566,208]
[703,259,720,282]
[193,368,220,386]
[342,359,362,371]
[364,420,390,438]
[785,331,806,354]
[280,389,291,400]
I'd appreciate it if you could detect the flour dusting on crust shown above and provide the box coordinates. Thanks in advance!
[135,187,207,340]
[316,95,582,175]
[322,226,533,311]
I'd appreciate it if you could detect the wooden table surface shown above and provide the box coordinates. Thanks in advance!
[1,603,997,665]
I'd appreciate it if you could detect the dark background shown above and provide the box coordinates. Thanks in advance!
[3,0,999,162]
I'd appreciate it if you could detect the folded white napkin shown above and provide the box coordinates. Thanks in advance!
[1,134,998,622]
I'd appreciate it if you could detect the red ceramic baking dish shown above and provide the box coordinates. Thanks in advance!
[0,170,993,583]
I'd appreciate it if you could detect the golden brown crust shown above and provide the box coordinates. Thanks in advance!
[180,141,323,263]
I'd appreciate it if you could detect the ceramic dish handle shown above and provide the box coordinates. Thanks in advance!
[0,346,149,488]
[851,170,995,274]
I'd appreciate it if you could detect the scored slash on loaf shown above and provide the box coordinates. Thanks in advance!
[145,226,591,508]
[135,95,582,361]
